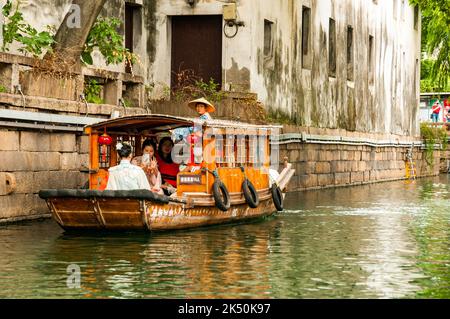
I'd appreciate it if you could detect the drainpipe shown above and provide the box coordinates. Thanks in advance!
[119,98,127,116]
[79,94,89,117]
[14,85,25,108]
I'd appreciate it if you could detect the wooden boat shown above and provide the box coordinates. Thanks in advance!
[39,114,295,231]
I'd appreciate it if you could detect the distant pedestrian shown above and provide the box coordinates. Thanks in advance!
[444,99,450,123]
[431,100,442,123]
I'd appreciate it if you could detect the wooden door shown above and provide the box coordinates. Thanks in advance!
[171,15,223,90]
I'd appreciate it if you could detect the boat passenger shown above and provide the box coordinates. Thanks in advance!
[156,136,179,195]
[188,97,215,120]
[172,98,215,172]
[173,97,215,142]
[132,139,163,195]
[106,143,151,191]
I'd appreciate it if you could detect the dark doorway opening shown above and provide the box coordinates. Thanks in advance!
[171,15,223,90]
[125,3,140,73]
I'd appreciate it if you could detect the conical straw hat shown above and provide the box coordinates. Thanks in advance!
[188,97,216,113]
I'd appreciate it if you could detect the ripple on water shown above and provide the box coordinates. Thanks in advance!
[0,176,449,298]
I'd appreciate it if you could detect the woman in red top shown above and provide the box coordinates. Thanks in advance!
[156,136,179,195]
[431,100,442,123]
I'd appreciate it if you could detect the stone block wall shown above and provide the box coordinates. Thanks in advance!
[441,146,450,173]
[0,123,443,224]
[0,129,89,223]
[281,143,441,192]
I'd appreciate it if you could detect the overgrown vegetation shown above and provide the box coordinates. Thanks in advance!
[1,0,55,56]
[410,0,450,92]
[266,107,296,125]
[420,59,450,92]
[82,17,138,67]
[1,1,138,69]
[84,79,103,104]
[420,122,448,165]
[171,69,224,103]
[121,98,133,108]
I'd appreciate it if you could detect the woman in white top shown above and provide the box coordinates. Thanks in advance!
[106,142,151,191]
[131,139,163,195]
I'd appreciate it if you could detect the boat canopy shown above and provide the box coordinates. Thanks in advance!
[85,114,282,134]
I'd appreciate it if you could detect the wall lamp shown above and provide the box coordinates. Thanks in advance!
[186,0,197,7]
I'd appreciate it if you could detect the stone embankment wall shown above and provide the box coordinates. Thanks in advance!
[0,126,440,224]
[279,126,440,192]
[0,130,89,222]
[440,146,450,173]
[0,93,146,224]
[281,143,440,192]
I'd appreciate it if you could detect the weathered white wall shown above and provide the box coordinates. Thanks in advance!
[148,0,421,136]
[4,0,421,136]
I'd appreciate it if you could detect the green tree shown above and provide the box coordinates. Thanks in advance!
[410,0,450,90]
[2,1,136,73]
[46,0,107,71]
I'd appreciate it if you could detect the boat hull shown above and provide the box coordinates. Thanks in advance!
[45,195,277,231]
[147,199,276,231]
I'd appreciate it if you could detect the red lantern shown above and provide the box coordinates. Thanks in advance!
[98,129,112,162]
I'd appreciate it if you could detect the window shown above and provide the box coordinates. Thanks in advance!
[328,18,336,77]
[368,35,374,84]
[236,135,247,165]
[215,135,224,166]
[264,19,274,57]
[301,6,311,69]
[248,135,258,164]
[346,25,353,81]
[224,134,236,167]
[98,144,111,168]
[414,6,419,30]
[125,3,142,73]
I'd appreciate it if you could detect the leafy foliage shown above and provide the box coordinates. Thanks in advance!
[1,2,138,68]
[84,79,103,104]
[82,17,137,67]
[410,0,450,91]
[192,78,223,102]
[420,58,450,91]
[1,0,55,56]
[420,122,448,165]
[171,68,223,103]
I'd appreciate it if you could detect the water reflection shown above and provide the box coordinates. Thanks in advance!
[0,175,449,298]
[28,218,283,298]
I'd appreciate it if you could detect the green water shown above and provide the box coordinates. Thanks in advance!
[0,175,449,298]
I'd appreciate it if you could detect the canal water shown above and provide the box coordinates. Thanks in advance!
[0,175,449,299]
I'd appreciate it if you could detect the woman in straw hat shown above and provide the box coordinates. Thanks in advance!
[173,97,215,142]
[172,97,216,173]
[188,97,215,120]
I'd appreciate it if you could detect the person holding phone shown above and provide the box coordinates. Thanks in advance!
[132,139,163,194]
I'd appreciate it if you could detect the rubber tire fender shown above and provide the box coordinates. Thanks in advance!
[213,179,231,211]
[242,179,259,208]
[271,184,283,211]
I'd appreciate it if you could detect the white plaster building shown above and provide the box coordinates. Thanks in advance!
[3,0,421,136]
